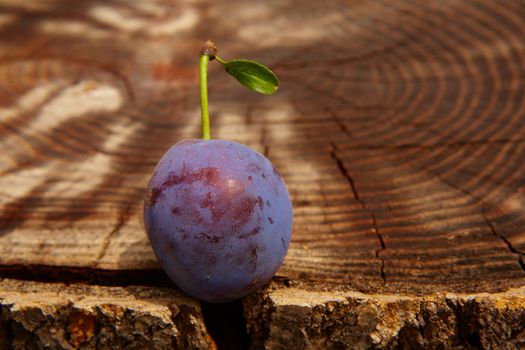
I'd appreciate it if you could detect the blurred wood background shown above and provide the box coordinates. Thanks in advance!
[0,0,524,348]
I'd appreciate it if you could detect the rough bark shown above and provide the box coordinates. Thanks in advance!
[243,284,525,349]
[0,279,215,350]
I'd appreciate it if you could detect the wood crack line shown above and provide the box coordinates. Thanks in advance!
[326,106,353,139]
[330,143,386,283]
[421,167,525,272]
[483,215,525,271]
[94,201,134,267]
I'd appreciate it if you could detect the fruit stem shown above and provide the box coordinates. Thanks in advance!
[199,41,217,140]
[215,55,227,65]
[199,54,210,140]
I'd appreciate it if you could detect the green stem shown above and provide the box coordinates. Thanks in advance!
[199,54,210,140]
[215,55,227,65]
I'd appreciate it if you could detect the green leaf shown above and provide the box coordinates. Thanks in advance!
[223,59,279,95]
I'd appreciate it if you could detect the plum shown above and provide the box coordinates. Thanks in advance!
[144,41,290,302]
[144,139,292,302]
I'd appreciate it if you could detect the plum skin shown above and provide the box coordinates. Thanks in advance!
[144,139,293,302]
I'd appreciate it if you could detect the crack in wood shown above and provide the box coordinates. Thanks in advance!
[330,142,387,283]
[325,106,353,139]
[94,200,135,267]
[329,144,360,201]
[419,165,525,273]
[371,212,387,283]
[483,215,525,272]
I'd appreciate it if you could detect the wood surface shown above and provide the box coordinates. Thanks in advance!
[0,0,524,348]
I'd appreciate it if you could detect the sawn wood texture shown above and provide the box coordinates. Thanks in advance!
[0,0,524,348]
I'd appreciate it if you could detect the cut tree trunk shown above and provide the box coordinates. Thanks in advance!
[0,279,213,349]
[0,0,524,348]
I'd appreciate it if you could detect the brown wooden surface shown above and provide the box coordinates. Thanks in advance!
[0,0,525,348]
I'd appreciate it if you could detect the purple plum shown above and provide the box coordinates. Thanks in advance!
[144,139,292,302]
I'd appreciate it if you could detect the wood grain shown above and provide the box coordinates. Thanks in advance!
[0,0,524,347]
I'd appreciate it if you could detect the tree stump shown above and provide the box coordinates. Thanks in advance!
[0,0,524,348]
